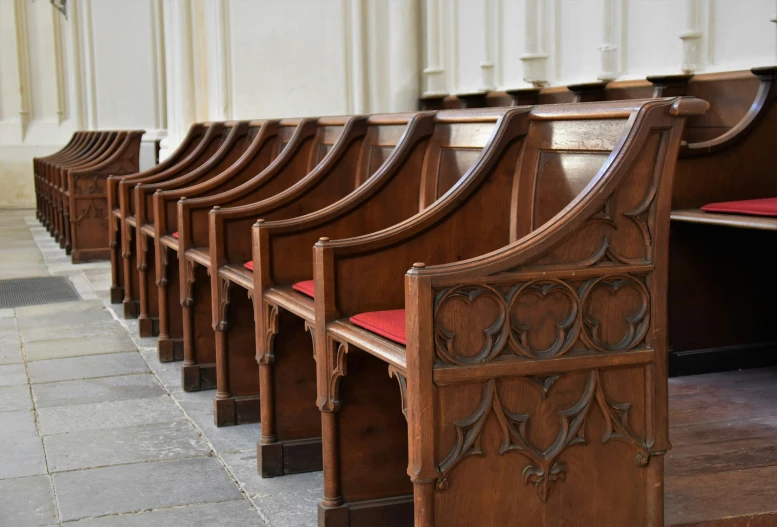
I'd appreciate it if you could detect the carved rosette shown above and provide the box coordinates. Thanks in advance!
[436,370,649,502]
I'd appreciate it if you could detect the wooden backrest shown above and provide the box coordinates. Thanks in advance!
[326,100,693,316]
[126,123,231,214]
[261,110,508,286]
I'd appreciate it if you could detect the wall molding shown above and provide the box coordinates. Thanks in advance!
[598,0,624,81]
[51,4,67,124]
[520,0,550,87]
[13,0,32,138]
[480,0,498,91]
[422,0,447,97]
[205,0,231,120]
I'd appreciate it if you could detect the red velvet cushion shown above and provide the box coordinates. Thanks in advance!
[701,198,777,217]
[292,280,315,298]
[172,231,179,239]
[350,309,406,345]
[244,260,253,272]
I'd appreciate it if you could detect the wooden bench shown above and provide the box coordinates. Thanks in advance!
[66,131,145,263]
[107,123,211,304]
[177,114,414,427]
[248,108,507,475]
[153,119,300,361]
[34,131,82,226]
[131,121,272,337]
[118,122,232,319]
[34,130,144,263]
[666,66,777,376]
[309,97,706,526]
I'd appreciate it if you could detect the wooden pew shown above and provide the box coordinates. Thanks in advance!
[249,109,506,476]
[34,132,81,224]
[107,123,211,304]
[131,121,267,337]
[118,122,232,319]
[47,131,116,245]
[178,114,409,427]
[146,118,289,354]
[66,130,145,263]
[667,66,777,374]
[173,117,338,393]
[310,97,706,526]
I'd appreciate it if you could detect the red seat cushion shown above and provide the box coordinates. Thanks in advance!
[701,198,777,217]
[292,280,315,298]
[244,260,253,272]
[172,231,179,238]
[350,309,406,345]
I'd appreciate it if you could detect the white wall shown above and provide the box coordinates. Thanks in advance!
[1,0,775,208]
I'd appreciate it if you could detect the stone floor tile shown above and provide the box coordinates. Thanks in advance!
[66,500,263,527]
[14,299,106,319]
[174,390,262,454]
[0,410,47,479]
[223,451,320,527]
[32,373,164,408]
[21,319,129,344]
[0,363,28,386]
[24,332,137,361]
[0,333,23,365]
[0,318,16,331]
[27,352,149,384]
[54,457,243,522]
[0,384,33,411]
[0,308,14,319]
[0,475,59,527]
[44,420,211,472]
[37,395,183,436]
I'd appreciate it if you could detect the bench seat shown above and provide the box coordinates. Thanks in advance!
[264,286,315,323]
[671,209,777,231]
[327,319,407,371]
[184,248,210,267]
[159,234,178,251]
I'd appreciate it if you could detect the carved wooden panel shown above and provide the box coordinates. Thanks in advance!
[432,367,651,524]
[436,147,483,197]
[366,145,395,177]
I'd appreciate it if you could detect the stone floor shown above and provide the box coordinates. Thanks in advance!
[0,209,321,527]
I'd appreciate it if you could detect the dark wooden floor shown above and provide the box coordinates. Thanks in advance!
[666,367,777,526]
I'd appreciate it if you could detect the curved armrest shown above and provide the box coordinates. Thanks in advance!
[210,116,370,266]
[251,112,438,286]
[176,118,319,250]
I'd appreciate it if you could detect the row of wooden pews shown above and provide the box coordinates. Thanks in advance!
[37,65,777,525]
[33,130,144,263]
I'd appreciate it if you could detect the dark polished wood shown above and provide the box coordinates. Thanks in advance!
[252,108,507,475]
[33,130,144,263]
[312,98,707,526]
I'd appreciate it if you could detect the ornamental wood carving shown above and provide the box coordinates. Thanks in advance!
[436,370,649,502]
[434,273,650,365]
[181,259,196,307]
[258,301,279,365]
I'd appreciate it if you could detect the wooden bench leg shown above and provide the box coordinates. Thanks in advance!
[109,221,123,304]
[137,233,160,337]
[213,279,260,427]
[157,247,183,362]
[256,308,321,477]
[122,227,139,318]
[181,262,217,392]
[317,344,413,527]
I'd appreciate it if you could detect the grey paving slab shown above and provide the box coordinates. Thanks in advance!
[24,332,137,361]
[174,390,262,454]
[67,500,263,527]
[54,457,244,522]
[20,319,128,343]
[0,363,28,386]
[37,395,184,436]
[0,334,23,364]
[0,384,33,411]
[223,451,320,527]
[27,352,149,384]
[0,475,59,527]
[0,318,16,331]
[44,420,211,472]
[0,410,47,479]
[0,308,14,319]
[32,373,163,408]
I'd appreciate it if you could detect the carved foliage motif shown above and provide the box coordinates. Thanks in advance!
[156,246,169,288]
[319,337,350,413]
[181,260,196,307]
[434,275,649,365]
[436,370,649,502]
[73,200,108,228]
[214,278,231,331]
[258,301,279,365]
